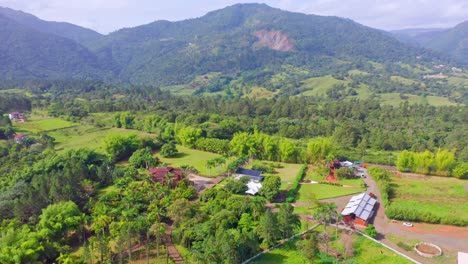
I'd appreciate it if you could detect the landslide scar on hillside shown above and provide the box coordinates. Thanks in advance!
[254,30,295,52]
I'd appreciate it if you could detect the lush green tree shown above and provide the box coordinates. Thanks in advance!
[104,134,142,161]
[230,132,256,157]
[38,201,83,238]
[453,162,468,179]
[313,203,337,233]
[225,177,249,194]
[299,233,318,260]
[160,142,178,158]
[364,224,377,238]
[307,137,336,162]
[257,210,279,248]
[277,203,300,239]
[334,167,354,179]
[259,176,281,201]
[396,150,414,172]
[279,139,297,163]
[177,126,202,148]
[129,147,159,169]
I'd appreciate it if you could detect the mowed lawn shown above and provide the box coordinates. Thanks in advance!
[251,161,304,190]
[14,116,77,133]
[252,230,411,264]
[49,126,150,153]
[297,184,365,201]
[390,174,468,222]
[156,145,225,177]
[250,238,310,264]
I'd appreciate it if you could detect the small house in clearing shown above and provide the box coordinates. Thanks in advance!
[234,168,264,195]
[9,112,27,123]
[149,166,184,186]
[14,134,27,144]
[341,193,376,226]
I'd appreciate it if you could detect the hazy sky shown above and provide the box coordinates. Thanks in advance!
[0,0,467,34]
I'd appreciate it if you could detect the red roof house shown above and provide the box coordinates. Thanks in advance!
[149,167,184,186]
[14,134,27,143]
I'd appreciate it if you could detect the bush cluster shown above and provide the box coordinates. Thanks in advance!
[286,164,308,202]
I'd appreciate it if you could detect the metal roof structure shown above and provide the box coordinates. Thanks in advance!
[341,193,376,221]
[235,168,264,182]
[245,180,262,195]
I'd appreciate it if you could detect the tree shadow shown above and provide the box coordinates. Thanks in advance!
[171,152,189,159]
[254,252,288,263]
[274,190,288,203]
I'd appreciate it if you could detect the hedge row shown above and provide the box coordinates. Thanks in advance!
[286,164,308,203]
[386,202,467,226]
[367,167,392,207]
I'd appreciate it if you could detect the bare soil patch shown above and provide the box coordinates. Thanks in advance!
[416,244,439,255]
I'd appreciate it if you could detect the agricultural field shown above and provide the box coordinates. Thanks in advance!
[297,184,365,201]
[156,145,226,177]
[14,115,77,133]
[388,174,468,225]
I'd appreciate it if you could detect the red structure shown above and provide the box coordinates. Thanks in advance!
[149,167,184,184]
[326,160,341,182]
[341,193,377,227]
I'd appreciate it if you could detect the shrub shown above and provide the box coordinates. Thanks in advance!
[364,224,377,238]
[286,164,307,202]
[396,241,412,251]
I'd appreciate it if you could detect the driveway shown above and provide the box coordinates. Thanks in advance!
[320,168,468,263]
[187,173,224,192]
[362,168,468,262]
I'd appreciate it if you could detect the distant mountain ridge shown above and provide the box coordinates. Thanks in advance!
[0,3,456,89]
[392,21,468,64]
[0,7,102,45]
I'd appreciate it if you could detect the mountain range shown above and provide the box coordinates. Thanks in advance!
[392,21,468,64]
[0,3,465,99]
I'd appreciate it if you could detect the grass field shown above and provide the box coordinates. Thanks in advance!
[48,125,149,153]
[14,116,77,133]
[348,69,369,76]
[251,238,310,264]
[300,75,349,96]
[386,234,456,264]
[350,235,411,264]
[248,161,304,190]
[156,145,225,177]
[297,184,365,201]
[252,227,411,264]
[390,76,424,86]
[378,93,457,107]
[245,86,279,99]
[389,174,468,224]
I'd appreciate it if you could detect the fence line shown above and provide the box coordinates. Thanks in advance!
[243,223,421,264]
[242,223,320,264]
[332,224,422,264]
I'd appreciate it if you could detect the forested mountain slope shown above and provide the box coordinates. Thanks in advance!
[0,14,114,80]
[0,7,102,45]
[392,21,468,64]
[0,3,465,101]
[90,3,440,86]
